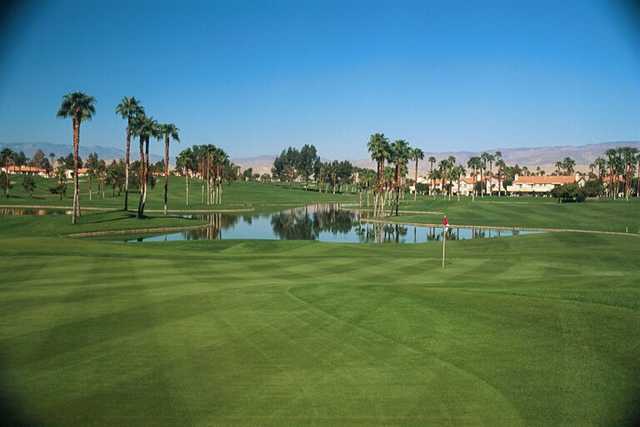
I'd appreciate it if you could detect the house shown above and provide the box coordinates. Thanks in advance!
[1,165,48,177]
[451,177,477,196]
[64,168,89,179]
[507,174,585,195]
[418,174,501,196]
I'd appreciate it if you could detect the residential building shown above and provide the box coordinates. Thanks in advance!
[1,165,49,177]
[507,174,585,195]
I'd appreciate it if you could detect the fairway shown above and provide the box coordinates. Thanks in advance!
[5,2,640,424]
[1,219,640,425]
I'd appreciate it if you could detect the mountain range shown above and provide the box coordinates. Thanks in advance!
[231,142,640,175]
[2,141,639,174]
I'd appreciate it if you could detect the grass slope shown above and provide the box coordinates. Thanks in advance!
[1,231,640,425]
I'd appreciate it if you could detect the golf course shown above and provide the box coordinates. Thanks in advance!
[1,180,639,426]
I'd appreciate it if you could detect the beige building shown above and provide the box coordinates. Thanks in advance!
[507,174,584,195]
[1,165,49,177]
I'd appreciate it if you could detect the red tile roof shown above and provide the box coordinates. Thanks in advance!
[513,175,576,185]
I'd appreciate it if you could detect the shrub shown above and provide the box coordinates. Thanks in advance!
[582,180,603,198]
[551,183,586,203]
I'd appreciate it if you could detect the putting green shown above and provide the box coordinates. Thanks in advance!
[1,223,639,425]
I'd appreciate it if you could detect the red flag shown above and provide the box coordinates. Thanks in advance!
[442,216,449,227]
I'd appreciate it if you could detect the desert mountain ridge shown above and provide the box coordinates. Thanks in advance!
[2,141,639,175]
[231,141,640,175]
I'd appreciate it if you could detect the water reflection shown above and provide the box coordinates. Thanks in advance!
[127,204,542,244]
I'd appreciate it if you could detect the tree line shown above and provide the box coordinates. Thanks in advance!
[270,145,358,194]
[175,145,238,207]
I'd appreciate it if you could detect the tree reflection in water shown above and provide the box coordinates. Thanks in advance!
[121,204,541,243]
[183,213,240,240]
[270,204,355,240]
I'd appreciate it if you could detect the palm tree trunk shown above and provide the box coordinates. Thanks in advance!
[394,164,400,216]
[124,125,131,211]
[72,118,80,224]
[186,172,190,206]
[626,163,632,200]
[636,162,640,197]
[141,137,150,215]
[163,137,169,215]
[414,159,418,201]
[137,138,144,218]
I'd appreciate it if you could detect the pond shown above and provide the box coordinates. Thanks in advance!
[123,204,542,244]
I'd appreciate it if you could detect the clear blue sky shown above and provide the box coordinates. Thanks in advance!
[1,0,640,159]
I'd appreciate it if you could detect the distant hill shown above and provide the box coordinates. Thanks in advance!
[230,155,276,175]
[4,141,639,174]
[0,141,163,163]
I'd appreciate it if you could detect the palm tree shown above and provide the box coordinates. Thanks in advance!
[177,148,194,206]
[390,140,411,215]
[1,148,15,198]
[619,147,638,200]
[636,151,640,198]
[605,149,621,198]
[429,168,441,196]
[494,152,503,195]
[85,152,99,201]
[48,152,56,176]
[466,156,482,200]
[411,147,424,200]
[116,97,144,212]
[594,157,606,181]
[479,152,490,196]
[446,156,456,199]
[428,156,436,196]
[367,133,391,215]
[450,164,465,201]
[562,157,576,175]
[159,123,180,215]
[56,92,96,224]
[495,159,506,196]
[131,114,159,217]
[438,159,451,199]
[554,161,563,176]
[480,152,494,196]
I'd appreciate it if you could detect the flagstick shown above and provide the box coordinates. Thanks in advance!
[442,228,446,268]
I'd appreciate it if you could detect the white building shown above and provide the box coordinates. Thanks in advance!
[1,165,49,177]
[507,174,585,195]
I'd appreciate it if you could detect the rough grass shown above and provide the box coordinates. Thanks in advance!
[1,231,639,425]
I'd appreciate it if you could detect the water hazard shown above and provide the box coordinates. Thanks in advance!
[123,204,541,244]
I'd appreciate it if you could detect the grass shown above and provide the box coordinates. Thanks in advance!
[0,175,357,210]
[0,210,205,238]
[377,195,640,233]
[1,184,640,425]
[4,174,639,233]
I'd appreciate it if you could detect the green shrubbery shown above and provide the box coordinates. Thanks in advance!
[551,183,586,203]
